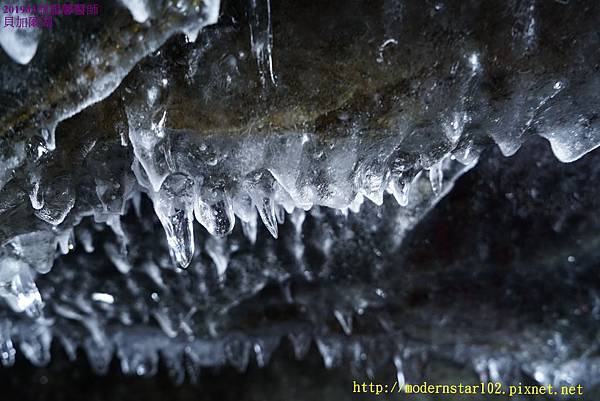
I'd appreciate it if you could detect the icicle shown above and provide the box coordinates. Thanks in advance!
[394,354,406,391]
[154,173,196,268]
[158,208,195,268]
[56,229,72,255]
[225,335,251,372]
[95,178,126,214]
[83,337,113,375]
[104,243,132,274]
[255,195,278,238]
[77,228,95,253]
[162,347,185,385]
[348,193,364,213]
[59,336,78,362]
[253,336,280,368]
[241,217,258,244]
[194,188,235,237]
[334,309,353,336]
[289,209,305,234]
[143,261,166,288]
[315,337,343,369]
[126,80,173,192]
[206,236,230,277]
[152,309,178,338]
[248,0,276,86]
[288,332,311,360]
[275,204,285,224]
[118,345,159,377]
[452,140,480,165]
[132,191,142,218]
[390,168,420,206]
[244,169,282,238]
[27,172,44,210]
[356,159,389,206]
[349,341,366,376]
[19,326,52,366]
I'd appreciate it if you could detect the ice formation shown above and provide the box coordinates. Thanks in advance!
[0,0,599,390]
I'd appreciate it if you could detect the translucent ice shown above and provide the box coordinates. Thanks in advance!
[0,23,40,64]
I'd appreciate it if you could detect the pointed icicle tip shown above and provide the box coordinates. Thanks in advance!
[256,196,278,238]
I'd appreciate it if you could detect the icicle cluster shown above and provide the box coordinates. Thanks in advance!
[0,0,599,387]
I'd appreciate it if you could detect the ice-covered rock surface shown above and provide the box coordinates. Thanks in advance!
[0,0,599,394]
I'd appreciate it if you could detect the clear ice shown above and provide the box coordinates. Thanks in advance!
[0,0,599,389]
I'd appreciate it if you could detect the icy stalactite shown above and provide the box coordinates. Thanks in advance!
[1,317,598,387]
[126,80,174,192]
[244,169,281,238]
[248,0,276,86]
[151,173,196,268]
